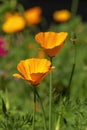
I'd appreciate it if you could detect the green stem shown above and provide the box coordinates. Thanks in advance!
[10,0,17,10]
[71,0,79,18]
[49,57,53,130]
[67,33,77,99]
[35,88,47,130]
[32,87,36,130]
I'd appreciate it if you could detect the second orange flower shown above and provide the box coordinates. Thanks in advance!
[35,32,68,57]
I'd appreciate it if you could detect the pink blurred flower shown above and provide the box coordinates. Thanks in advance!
[0,37,8,57]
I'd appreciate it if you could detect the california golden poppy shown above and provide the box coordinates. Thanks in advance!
[53,9,71,22]
[23,6,42,25]
[2,13,26,33]
[35,32,68,57]
[13,58,54,86]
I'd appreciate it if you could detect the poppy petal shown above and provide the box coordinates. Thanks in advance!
[13,73,24,79]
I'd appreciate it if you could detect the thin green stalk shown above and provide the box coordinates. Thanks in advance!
[10,0,17,10]
[71,0,79,18]
[32,87,36,130]
[67,33,77,99]
[49,57,53,130]
[35,88,47,130]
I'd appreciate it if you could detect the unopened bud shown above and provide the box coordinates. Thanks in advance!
[70,33,77,42]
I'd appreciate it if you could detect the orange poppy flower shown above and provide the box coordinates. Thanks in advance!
[2,13,26,33]
[13,58,54,86]
[35,32,68,57]
[24,6,42,25]
[53,9,71,22]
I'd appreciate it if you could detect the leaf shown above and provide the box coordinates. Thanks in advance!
[2,98,7,116]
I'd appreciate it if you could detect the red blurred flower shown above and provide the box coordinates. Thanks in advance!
[0,37,9,57]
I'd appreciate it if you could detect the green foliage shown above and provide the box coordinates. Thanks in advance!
[0,112,33,130]
[61,99,87,130]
